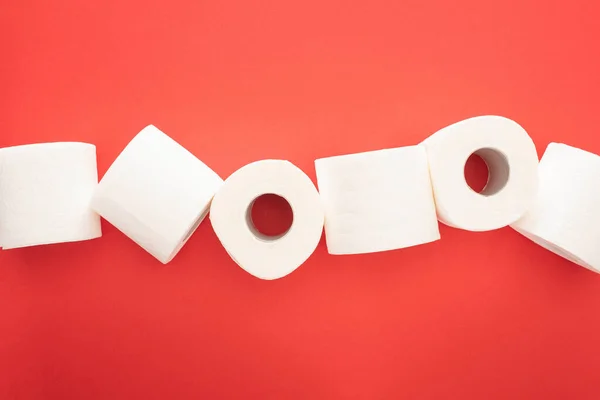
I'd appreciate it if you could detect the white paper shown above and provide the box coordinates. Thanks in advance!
[315,146,440,255]
[0,142,101,249]
[511,143,600,272]
[422,115,539,231]
[91,125,223,264]
[210,159,324,280]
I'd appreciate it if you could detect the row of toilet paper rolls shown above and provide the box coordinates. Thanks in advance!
[0,115,598,279]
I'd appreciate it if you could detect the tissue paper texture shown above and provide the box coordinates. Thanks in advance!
[315,146,440,255]
[0,142,101,249]
[91,125,223,264]
[512,143,600,273]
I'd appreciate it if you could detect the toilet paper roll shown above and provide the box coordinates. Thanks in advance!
[91,125,223,264]
[315,146,440,255]
[0,142,101,249]
[511,143,600,273]
[422,115,539,231]
[210,160,324,280]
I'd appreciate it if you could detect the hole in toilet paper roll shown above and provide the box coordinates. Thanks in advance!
[246,194,294,241]
[464,148,510,196]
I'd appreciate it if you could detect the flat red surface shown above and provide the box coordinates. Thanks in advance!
[2,1,600,398]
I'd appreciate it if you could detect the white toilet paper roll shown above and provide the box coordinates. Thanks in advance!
[422,115,539,231]
[511,143,600,273]
[91,125,223,264]
[315,146,440,255]
[0,142,101,249]
[209,160,324,280]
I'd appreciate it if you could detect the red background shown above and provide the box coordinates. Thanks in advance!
[2,0,600,398]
